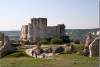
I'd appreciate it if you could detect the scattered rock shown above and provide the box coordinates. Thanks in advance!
[53,46,64,54]
[44,47,53,53]
[65,43,76,54]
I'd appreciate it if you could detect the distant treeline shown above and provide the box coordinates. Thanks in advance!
[65,28,99,43]
[0,28,99,41]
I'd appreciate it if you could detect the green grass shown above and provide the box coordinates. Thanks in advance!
[0,45,99,67]
[0,54,99,67]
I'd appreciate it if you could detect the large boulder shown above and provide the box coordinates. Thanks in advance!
[53,46,64,54]
[0,33,16,57]
[83,32,99,57]
[65,44,76,54]
[83,32,93,56]
[44,47,53,53]
[85,32,93,47]
[83,47,89,56]
[89,37,99,57]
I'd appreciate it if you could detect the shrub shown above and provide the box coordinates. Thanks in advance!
[20,40,30,45]
[76,50,83,55]
[50,37,63,44]
[40,39,49,44]
[75,44,84,51]
[75,44,84,55]
[74,40,80,44]
[61,36,71,43]
[45,38,52,42]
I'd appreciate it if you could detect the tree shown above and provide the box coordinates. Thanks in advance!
[61,36,71,43]
[74,39,80,44]
[50,37,63,44]
[40,39,49,44]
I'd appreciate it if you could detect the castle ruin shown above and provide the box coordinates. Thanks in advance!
[20,17,66,42]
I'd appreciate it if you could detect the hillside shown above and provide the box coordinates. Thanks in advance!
[65,28,99,43]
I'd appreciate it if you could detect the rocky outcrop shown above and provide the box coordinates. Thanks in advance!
[64,43,76,54]
[0,33,4,47]
[89,37,99,57]
[53,46,64,54]
[0,33,16,57]
[83,32,93,56]
[83,32,99,57]
[84,32,93,47]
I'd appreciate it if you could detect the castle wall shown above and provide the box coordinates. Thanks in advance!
[46,24,65,38]
[38,18,47,39]
[46,26,59,38]
[20,25,28,41]
[20,17,65,42]
[27,23,33,42]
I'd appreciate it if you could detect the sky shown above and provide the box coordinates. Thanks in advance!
[0,0,99,30]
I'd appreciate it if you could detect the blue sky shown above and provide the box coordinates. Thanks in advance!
[0,0,99,30]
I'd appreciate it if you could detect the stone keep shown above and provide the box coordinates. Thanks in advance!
[30,18,47,41]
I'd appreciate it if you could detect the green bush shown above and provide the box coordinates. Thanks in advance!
[61,36,71,43]
[45,38,52,42]
[40,36,71,44]
[75,44,84,55]
[76,50,83,55]
[74,40,80,44]
[75,44,84,50]
[50,37,63,44]
[40,39,49,44]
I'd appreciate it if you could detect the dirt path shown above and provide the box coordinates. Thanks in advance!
[25,48,33,57]
[25,47,54,59]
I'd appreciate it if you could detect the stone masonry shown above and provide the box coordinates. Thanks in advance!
[20,17,65,42]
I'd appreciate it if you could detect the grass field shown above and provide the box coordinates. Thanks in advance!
[0,44,99,67]
[0,54,99,67]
